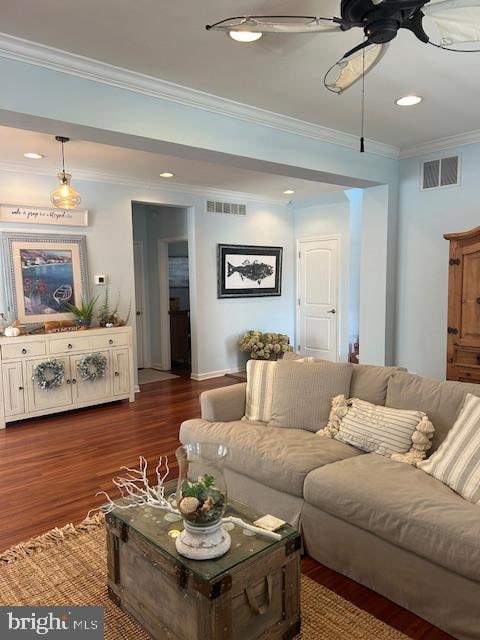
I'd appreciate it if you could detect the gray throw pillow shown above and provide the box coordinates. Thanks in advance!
[269,360,353,432]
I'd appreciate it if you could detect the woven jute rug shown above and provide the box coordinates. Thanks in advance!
[0,516,408,640]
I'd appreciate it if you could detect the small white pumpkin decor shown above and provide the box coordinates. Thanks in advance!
[4,325,20,337]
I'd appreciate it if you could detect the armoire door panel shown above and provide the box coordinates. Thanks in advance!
[445,227,480,382]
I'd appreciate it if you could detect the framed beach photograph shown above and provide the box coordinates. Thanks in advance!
[1,232,89,325]
[217,244,283,298]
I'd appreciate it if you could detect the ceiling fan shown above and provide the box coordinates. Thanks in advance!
[206,0,480,95]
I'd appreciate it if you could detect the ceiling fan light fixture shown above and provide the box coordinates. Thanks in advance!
[50,136,81,209]
[229,30,263,42]
[395,95,423,106]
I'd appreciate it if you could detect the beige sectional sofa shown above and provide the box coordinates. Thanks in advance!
[180,364,480,640]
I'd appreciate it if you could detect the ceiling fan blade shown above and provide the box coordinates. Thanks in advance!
[423,0,480,49]
[324,43,387,94]
[206,16,345,34]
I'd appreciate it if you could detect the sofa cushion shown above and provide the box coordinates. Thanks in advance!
[303,453,480,581]
[269,360,353,432]
[350,364,405,406]
[385,371,480,452]
[180,418,363,498]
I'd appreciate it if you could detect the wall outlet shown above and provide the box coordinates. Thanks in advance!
[95,274,107,285]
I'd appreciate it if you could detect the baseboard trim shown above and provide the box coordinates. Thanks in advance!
[150,362,167,371]
[191,368,242,381]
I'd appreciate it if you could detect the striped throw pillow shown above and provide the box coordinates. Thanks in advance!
[319,395,434,465]
[245,360,277,422]
[418,393,480,504]
[245,358,314,422]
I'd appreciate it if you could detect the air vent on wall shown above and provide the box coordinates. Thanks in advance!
[206,200,247,216]
[422,156,459,190]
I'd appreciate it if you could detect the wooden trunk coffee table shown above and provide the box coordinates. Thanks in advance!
[106,483,301,640]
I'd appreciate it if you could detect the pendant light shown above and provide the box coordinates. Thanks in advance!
[50,136,81,209]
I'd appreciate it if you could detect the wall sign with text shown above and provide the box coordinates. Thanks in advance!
[0,204,89,227]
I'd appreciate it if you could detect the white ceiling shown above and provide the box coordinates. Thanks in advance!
[0,0,478,150]
[0,126,347,201]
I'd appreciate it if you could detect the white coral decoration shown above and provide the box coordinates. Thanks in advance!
[89,456,179,517]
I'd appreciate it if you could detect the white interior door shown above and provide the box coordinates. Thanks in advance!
[297,237,339,361]
[133,241,146,369]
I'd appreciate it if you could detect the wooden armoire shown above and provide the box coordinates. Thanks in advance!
[444,226,480,383]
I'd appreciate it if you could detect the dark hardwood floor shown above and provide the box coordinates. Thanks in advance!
[0,375,453,640]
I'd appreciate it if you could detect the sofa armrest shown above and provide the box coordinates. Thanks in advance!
[200,383,246,422]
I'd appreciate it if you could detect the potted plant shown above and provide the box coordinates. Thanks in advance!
[64,297,98,328]
[239,330,291,360]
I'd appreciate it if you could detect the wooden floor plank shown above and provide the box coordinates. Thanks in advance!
[0,376,452,640]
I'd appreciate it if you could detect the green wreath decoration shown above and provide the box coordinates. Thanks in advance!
[33,359,65,390]
[78,352,108,382]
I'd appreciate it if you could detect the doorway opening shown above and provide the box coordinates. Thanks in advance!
[132,202,191,379]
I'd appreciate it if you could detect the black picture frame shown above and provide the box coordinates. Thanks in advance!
[217,244,283,299]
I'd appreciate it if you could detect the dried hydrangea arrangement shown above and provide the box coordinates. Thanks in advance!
[239,330,290,360]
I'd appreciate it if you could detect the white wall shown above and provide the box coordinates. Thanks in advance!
[0,169,294,378]
[397,144,480,378]
[293,193,351,361]
[193,204,295,376]
[359,186,389,366]
[345,189,363,349]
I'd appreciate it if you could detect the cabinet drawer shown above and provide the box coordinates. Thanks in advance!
[91,333,129,350]
[455,349,480,367]
[49,336,92,354]
[457,367,480,384]
[2,341,46,360]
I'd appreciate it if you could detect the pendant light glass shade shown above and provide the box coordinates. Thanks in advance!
[50,136,81,209]
[50,172,81,209]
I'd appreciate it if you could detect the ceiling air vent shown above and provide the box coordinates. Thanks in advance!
[206,200,247,216]
[422,156,460,190]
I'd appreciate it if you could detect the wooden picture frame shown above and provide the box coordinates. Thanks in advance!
[217,244,283,299]
[1,232,89,325]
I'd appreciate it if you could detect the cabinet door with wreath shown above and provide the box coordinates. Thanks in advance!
[26,356,73,412]
[70,351,112,404]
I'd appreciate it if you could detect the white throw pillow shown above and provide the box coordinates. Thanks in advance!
[418,393,480,504]
[318,395,434,465]
[245,357,314,422]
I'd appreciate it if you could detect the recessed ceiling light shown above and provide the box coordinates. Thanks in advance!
[395,95,423,107]
[229,31,263,43]
[159,172,175,178]
[283,189,295,195]
[24,152,44,159]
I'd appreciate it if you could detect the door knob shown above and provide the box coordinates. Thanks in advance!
[327,309,336,314]
[136,311,142,316]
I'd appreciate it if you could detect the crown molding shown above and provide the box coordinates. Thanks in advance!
[0,32,399,160]
[0,160,288,206]
[400,129,480,159]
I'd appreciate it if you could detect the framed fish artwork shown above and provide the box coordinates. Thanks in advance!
[217,244,283,298]
[1,232,89,325]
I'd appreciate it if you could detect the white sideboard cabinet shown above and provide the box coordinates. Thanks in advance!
[0,326,135,428]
